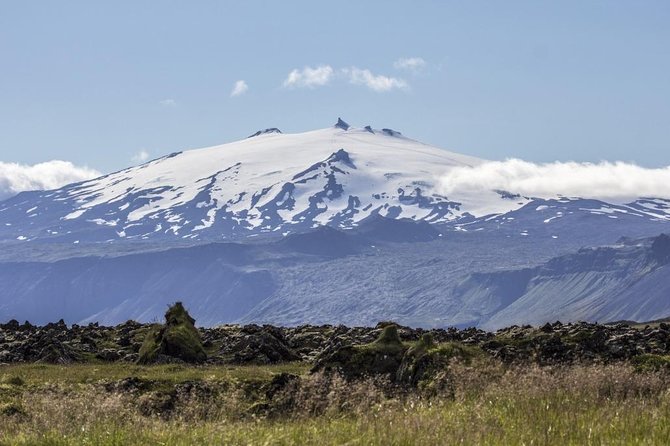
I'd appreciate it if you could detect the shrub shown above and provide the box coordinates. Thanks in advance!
[0,402,25,417]
[632,354,670,372]
[1,375,25,386]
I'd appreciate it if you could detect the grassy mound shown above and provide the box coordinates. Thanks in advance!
[137,302,206,364]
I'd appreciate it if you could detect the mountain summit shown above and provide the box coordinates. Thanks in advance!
[334,117,350,130]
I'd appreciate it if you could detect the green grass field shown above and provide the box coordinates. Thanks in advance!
[1,361,669,445]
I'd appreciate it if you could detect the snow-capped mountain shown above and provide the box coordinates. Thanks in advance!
[1,118,670,328]
[2,118,669,243]
[0,119,511,243]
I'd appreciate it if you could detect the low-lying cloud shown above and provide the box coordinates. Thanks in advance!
[0,160,100,201]
[439,159,670,201]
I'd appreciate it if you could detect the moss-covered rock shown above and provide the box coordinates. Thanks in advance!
[396,333,439,386]
[313,327,486,388]
[224,325,301,364]
[35,340,80,364]
[137,325,162,363]
[312,325,408,380]
[397,335,483,387]
[137,302,207,364]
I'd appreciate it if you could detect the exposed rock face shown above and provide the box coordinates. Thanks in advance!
[334,118,350,130]
[651,233,670,264]
[137,302,207,364]
[247,128,282,138]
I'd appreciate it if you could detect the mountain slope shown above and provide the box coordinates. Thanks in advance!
[0,243,275,326]
[0,120,491,243]
[467,234,670,329]
[2,224,668,328]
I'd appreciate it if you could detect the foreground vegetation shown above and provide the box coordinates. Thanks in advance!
[2,306,669,444]
[1,361,669,445]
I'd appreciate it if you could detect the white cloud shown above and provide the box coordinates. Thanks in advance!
[343,67,408,92]
[282,64,409,92]
[132,150,150,164]
[283,65,334,88]
[230,80,249,97]
[159,99,176,107]
[394,57,426,72]
[0,161,100,201]
[439,159,670,202]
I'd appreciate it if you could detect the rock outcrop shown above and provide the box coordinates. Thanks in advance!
[137,302,207,364]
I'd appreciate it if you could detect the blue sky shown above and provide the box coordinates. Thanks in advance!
[1,1,669,174]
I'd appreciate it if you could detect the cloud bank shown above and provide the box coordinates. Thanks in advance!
[0,161,100,201]
[230,80,249,97]
[439,159,670,202]
[159,99,176,107]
